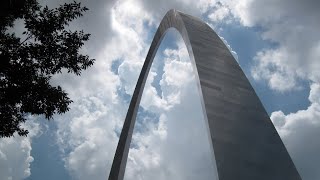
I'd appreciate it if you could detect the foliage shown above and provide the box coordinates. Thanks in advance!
[0,0,94,137]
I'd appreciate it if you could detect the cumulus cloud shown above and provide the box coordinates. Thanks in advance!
[51,0,158,179]
[251,49,298,91]
[124,31,216,180]
[207,2,232,24]
[193,0,320,92]
[0,118,40,180]
[55,95,124,180]
[271,83,320,180]
[220,1,320,179]
[208,6,229,22]
[225,0,320,91]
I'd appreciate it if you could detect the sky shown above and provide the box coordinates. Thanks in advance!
[0,0,320,179]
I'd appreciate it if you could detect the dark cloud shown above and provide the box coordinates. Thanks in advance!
[41,0,117,56]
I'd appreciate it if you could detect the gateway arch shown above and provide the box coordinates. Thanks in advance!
[108,9,301,180]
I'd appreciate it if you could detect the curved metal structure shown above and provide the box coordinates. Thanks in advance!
[108,9,301,180]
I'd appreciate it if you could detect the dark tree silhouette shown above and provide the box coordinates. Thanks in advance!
[0,0,95,137]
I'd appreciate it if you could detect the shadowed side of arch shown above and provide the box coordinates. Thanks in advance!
[108,9,302,180]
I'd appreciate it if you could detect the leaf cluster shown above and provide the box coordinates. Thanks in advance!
[0,0,94,137]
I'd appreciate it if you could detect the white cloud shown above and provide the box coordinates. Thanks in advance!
[118,60,143,95]
[223,0,320,91]
[271,83,320,180]
[0,118,40,180]
[124,33,216,179]
[55,95,124,180]
[52,1,158,179]
[220,1,320,179]
[197,0,320,91]
[251,49,298,91]
[208,4,230,22]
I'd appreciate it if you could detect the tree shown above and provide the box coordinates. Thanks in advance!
[0,0,95,137]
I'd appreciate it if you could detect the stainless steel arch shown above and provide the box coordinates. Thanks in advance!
[108,9,301,180]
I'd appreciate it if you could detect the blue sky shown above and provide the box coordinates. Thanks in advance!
[1,0,320,180]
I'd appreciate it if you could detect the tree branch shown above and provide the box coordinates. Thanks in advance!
[19,34,32,46]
